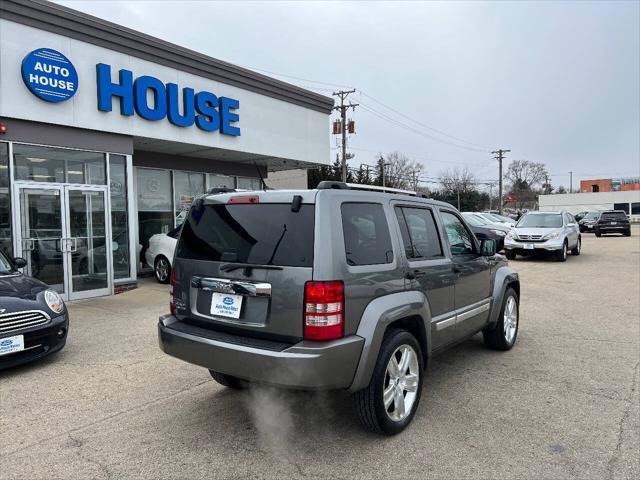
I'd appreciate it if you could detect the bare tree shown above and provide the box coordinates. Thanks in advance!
[439,166,477,194]
[376,151,424,190]
[505,160,549,190]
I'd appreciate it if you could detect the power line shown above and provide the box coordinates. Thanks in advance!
[358,90,492,150]
[331,145,493,168]
[358,103,490,153]
[235,64,353,90]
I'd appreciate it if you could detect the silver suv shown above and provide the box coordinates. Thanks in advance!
[158,182,521,435]
[504,211,581,261]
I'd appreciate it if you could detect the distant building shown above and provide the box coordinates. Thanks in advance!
[580,177,640,193]
[539,190,640,221]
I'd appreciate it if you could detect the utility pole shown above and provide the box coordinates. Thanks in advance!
[569,171,573,193]
[332,90,358,182]
[492,149,510,215]
[488,182,494,210]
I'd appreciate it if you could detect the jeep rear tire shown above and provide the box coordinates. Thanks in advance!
[505,250,516,260]
[483,287,519,351]
[353,328,423,435]
[209,370,245,389]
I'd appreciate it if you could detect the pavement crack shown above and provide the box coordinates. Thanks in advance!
[606,360,639,480]
[67,432,112,480]
[0,378,213,459]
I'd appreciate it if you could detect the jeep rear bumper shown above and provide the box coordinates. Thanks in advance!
[158,315,364,390]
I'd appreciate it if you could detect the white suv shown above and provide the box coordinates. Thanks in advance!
[504,211,581,262]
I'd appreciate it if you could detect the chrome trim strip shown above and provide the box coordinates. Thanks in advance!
[456,301,491,323]
[191,277,271,297]
[432,312,457,331]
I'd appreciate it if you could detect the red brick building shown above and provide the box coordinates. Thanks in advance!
[580,177,640,193]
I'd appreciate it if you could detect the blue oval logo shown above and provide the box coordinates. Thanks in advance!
[223,297,234,305]
[21,48,78,103]
[0,339,12,347]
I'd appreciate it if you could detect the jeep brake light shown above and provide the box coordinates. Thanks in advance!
[169,266,177,315]
[304,281,344,341]
[228,195,259,204]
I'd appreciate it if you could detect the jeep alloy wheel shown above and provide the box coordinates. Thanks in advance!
[383,345,420,422]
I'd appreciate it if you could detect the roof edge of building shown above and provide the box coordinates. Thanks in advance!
[0,0,335,114]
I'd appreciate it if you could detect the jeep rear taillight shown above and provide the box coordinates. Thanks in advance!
[304,281,344,341]
[169,267,177,315]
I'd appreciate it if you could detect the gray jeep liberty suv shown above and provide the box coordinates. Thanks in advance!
[158,182,521,435]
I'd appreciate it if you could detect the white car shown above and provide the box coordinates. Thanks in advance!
[480,212,517,228]
[145,226,180,283]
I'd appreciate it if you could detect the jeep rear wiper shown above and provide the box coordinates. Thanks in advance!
[220,262,284,273]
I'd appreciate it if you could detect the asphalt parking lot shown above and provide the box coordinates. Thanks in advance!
[1,228,639,479]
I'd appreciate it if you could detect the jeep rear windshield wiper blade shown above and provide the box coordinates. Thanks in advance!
[220,263,284,273]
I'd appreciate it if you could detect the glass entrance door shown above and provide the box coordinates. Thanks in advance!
[16,184,112,300]
[18,187,66,294]
[65,188,110,299]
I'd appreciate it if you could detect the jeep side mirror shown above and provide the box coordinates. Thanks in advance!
[480,239,496,256]
[12,257,27,269]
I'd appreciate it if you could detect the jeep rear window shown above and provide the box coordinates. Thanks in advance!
[176,203,314,267]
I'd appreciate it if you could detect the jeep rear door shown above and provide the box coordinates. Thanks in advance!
[173,192,315,342]
[393,204,456,350]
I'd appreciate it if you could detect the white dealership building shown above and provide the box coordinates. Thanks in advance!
[0,0,332,299]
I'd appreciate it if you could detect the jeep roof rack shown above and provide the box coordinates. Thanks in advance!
[317,181,429,197]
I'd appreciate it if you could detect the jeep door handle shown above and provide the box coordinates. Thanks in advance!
[405,270,425,280]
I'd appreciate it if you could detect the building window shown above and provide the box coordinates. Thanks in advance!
[591,184,599,192]
[0,143,11,256]
[208,173,235,189]
[110,155,130,280]
[13,144,106,185]
[613,203,630,214]
[236,176,262,190]
[136,168,174,251]
[174,171,204,226]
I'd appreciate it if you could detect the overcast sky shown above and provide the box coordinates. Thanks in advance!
[56,0,639,189]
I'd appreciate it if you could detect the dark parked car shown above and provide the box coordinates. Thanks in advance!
[0,250,68,369]
[574,211,590,222]
[461,213,506,251]
[595,210,631,237]
[578,211,600,232]
[158,183,520,435]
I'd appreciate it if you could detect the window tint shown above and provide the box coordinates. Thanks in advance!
[632,203,640,215]
[601,211,628,221]
[395,207,443,259]
[441,211,475,256]
[342,203,393,266]
[176,204,314,267]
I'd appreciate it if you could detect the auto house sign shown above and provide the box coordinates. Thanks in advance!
[21,48,79,102]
